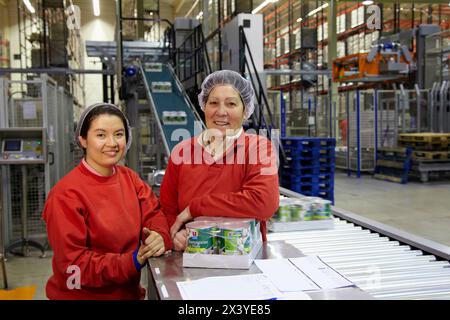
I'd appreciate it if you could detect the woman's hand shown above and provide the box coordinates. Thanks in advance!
[137,228,165,265]
[170,207,192,239]
[173,229,188,251]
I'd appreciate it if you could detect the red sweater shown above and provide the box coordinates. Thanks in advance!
[160,132,279,241]
[42,162,171,300]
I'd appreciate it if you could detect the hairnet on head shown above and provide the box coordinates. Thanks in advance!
[198,70,255,119]
[75,103,133,151]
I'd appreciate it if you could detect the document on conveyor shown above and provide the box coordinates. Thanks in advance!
[177,273,283,300]
[254,259,320,291]
[255,256,354,291]
[289,256,354,290]
[177,273,311,300]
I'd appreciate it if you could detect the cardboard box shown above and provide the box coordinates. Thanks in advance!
[183,237,262,269]
[183,218,263,269]
[337,14,346,34]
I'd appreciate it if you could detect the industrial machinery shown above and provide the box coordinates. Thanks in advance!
[0,128,47,258]
[332,42,414,83]
[0,75,74,258]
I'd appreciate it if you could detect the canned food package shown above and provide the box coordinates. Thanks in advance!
[183,217,262,269]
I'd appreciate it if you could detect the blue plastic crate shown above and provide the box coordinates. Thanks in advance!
[319,157,336,165]
[281,174,321,184]
[284,148,322,160]
[289,158,322,167]
[285,183,334,194]
[282,137,336,149]
[282,165,322,175]
[318,148,336,158]
[297,189,334,200]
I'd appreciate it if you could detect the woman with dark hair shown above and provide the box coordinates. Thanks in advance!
[42,103,171,300]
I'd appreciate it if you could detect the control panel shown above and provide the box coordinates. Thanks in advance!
[0,128,47,164]
[1,138,43,161]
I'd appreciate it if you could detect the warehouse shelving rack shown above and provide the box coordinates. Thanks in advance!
[258,1,450,143]
[15,0,85,107]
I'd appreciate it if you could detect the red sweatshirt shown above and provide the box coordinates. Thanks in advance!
[160,132,280,241]
[42,162,172,300]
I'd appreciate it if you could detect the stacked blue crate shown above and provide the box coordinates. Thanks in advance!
[281,137,336,203]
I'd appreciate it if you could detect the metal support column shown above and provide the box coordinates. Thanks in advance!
[346,91,350,177]
[399,84,406,133]
[443,82,450,132]
[430,82,437,132]
[414,84,421,132]
[328,0,338,139]
[374,90,378,166]
[356,90,361,178]
[280,91,286,138]
[393,85,399,146]
[439,81,447,133]
[103,63,108,103]
[308,97,312,137]
[0,168,7,288]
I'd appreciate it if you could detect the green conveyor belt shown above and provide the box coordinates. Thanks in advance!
[143,63,200,153]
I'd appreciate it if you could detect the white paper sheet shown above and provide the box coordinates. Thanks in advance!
[289,256,354,290]
[177,274,283,300]
[276,291,311,300]
[22,101,37,120]
[254,259,319,292]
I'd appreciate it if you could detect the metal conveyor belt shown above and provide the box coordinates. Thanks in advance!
[141,62,203,154]
[270,188,450,300]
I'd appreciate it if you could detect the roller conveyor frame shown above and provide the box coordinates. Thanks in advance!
[146,187,450,300]
[275,187,450,300]
[279,187,450,261]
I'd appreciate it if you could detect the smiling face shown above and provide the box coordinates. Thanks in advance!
[204,85,245,136]
[78,114,126,176]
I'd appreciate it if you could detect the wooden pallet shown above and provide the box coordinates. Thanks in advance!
[398,133,450,144]
[378,147,411,157]
[376,159,406,169]
[413,151,450,161]
[373,173,404,184]
[398,140,449,151]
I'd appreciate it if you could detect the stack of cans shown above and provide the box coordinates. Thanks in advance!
[162,111,187,125]
[273,196,332,222]
[185,217,256,255]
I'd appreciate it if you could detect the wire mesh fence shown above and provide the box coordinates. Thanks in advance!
[1,75,74,245]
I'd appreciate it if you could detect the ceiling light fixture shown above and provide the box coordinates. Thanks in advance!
[23,0,35,14]
[185,0,200,17]
[307,3,329,17]
[93,0,100,17]
[252,0,278,15]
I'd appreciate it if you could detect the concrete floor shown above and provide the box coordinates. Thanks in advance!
[334,171,450,247]
[1,171,450,299]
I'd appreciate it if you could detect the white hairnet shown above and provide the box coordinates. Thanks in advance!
[75,103,133,151]
[198,70,255,120]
